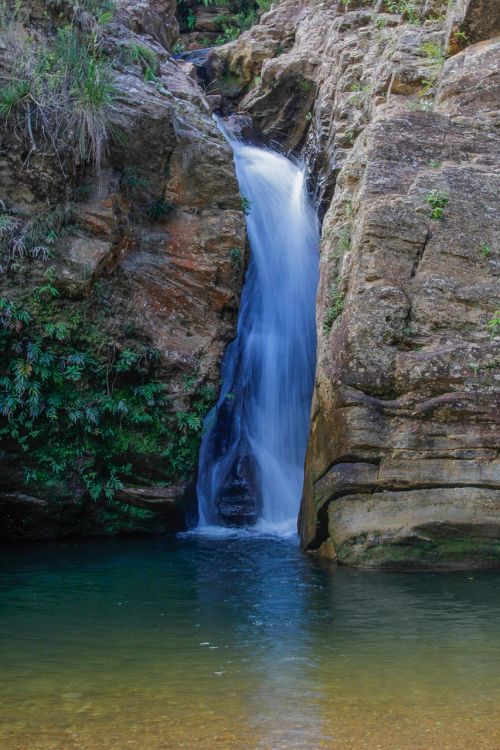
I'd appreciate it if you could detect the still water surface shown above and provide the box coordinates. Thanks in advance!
[0,535,499,749]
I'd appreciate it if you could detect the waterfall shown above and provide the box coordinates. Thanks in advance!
[196,130,319,535]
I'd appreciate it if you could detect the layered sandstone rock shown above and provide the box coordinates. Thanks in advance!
[209,0,500,567]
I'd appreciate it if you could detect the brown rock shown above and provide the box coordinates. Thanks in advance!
[0,1,245,539]
[116,0,179,50]
[299,35,500,568]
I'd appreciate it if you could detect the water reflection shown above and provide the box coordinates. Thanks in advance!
[0,536,499,749]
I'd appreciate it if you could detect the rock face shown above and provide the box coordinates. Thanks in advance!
[0,0,245,538]
[209,0,500,567]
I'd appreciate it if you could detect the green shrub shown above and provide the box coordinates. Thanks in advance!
[148,196,175,222]
[0,205,76,271]
[178,0,263,42]
[119,41,159,80]
[44,0,116,24]
[323,282,344,333]
[0,290,217,500]
[229,246,242,269]
[487,310,500,338]
[0,14,115,171]
[420,41,446,65]
[241,196,252,215]
[425,189,448,219]
[385,0,419,23]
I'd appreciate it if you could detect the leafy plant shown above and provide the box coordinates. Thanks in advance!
[241,196,252,215]
[119,41,159,81]
[297,77,313,92]
[323,282,344,333]
[338,227,351,252]
[0,291,217,502]
[148,196,174,222]
[454,29,469,46]
[420,40,446,65]
[0,17,116,172]
[229,247,242,269]
[487,311,500,338]
[344,127,356,144]
[385,0,419,23]
[0,205,76,272]
[214,5,259,44]
[120,167,150,196]
[349,82,372,106]
[481,242,491,257]
[46,0,116,21]
[172,41,185,55]
[187,8,196,30]
[425,189,448,219]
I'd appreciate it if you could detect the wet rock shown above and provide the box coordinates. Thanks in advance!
[216,455,261,526]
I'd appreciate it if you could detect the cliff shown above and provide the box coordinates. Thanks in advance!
[0,0,245,538]
[206,0,500,567]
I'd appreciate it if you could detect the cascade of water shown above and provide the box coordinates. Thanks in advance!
[196,129,319,535]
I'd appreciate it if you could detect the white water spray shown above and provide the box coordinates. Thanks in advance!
[196,131,319,535]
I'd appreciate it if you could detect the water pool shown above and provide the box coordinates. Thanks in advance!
[0,534,499,749]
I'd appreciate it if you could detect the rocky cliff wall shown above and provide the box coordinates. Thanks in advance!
[207,0,500,567]
[0,0,245,538]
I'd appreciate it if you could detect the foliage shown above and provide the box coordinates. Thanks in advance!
[148,196,175,222]
[338,227,351,252]
[344,127,356,144]
[229,246,242,269]
[0,8,115,172]
[45,0,116,21]
[425,190,448,219]
[0,204,76,273]
[385,0,419,24]
[214,7,258,45]
[481,242,491,257]
[0,288,217,501]
[296,77,313,92]
[118,41,159,81]
[177,0,265,42]
[323,282,344,333]
[172,41,185,55]
[420,40,446,65]
[349,82,372,107]
[120,167,150,196]
[487,311,500,338]
[241,196,252,215]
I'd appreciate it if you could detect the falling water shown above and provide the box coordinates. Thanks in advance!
[196,129,319,535]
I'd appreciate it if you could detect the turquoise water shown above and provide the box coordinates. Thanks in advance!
[0,534,499,749]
